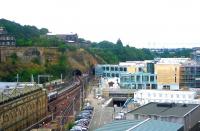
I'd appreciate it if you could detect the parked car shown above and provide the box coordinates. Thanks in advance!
[75,119,90,124]
[114,112,126,120]
[80,110,93,114]
[83,106,94,111]
[75,114,90,121]
[70,126,87,131]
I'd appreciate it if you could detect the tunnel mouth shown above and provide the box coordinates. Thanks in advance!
[107,98,126,107]
[72,69,82,76]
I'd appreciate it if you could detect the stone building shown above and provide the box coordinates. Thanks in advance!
[0,85,47,131]
[0,27,16,46]
[47,33,78,44]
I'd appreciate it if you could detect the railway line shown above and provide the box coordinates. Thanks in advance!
[46,76,84,128]
[24,76,86,130]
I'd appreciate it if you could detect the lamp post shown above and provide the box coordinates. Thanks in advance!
[73,97,75,115]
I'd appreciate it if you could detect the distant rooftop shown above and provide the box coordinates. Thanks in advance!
[129,102,199,117]
[95,119,183,131]
[156,58,190,64]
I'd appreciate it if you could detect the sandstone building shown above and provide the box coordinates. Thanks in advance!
[0,85,47,131]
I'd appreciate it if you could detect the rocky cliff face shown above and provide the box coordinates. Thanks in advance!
[0,47,98,81]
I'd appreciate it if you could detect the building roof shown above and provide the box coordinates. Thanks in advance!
[95,119,183,131]
[135,89,196,96]
[156,58,190,64]
[129,102,199,117]
[108,88,136,94]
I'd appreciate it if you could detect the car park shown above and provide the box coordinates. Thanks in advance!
[72,105,94,131]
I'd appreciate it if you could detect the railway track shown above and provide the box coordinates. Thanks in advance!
[47,77,83,125]
[24,76,88,130]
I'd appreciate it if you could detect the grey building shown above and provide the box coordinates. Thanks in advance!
[128,102,200,131]
[0,27,16,46]
[95,119,183,131]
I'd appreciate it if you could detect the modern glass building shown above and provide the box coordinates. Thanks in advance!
[120,72,157,89]
[95,64,128,78]
[95,64,157,89]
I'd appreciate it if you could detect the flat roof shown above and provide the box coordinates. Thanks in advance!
[107,88,136,94]
[95,119,183,131]
[135,89,196,95]
[129,102,199,117]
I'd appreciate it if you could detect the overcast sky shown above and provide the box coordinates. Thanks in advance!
[1,0,200,48]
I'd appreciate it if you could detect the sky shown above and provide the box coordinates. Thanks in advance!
[1,0,200,48]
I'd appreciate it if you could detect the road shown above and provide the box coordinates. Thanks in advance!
[86,90,121,131]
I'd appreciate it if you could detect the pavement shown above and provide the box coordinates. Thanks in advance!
[86,88,121,131]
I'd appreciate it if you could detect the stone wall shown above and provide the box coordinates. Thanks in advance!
[0,88,47,131]
[0,47,59,64]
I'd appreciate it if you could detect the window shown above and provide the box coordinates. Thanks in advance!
[176,94,179,98]
[159,94,162,97]
[120,67,123,71]
[116,73,119,77]
[175,76,176,83]
[102,67,105,71]
[150,76,154,82]
[124,77,129,82]
[124,67,127,71]
[107,73,110,77]
[115,67,118,71]
[103,73,106,77]
[106,67,109,71]
[111,73,115,77]
[111,67,114,71]
[137,75,140,82]
[143,76,148,82]
[182,94,185,98]
[131,76,135,82]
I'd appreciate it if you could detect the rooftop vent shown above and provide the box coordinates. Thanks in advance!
[157,103,176,108]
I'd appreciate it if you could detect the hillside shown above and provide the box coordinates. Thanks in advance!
[0,19,193,82]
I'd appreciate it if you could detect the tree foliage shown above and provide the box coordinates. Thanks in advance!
[0,18,49,40]
[88,40,154,64]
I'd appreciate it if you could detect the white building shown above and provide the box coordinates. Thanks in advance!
[156,58,191,64]
[99,77,120,89]
[134,89,200,105]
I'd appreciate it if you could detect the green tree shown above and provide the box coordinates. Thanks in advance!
[10,53,18,64]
